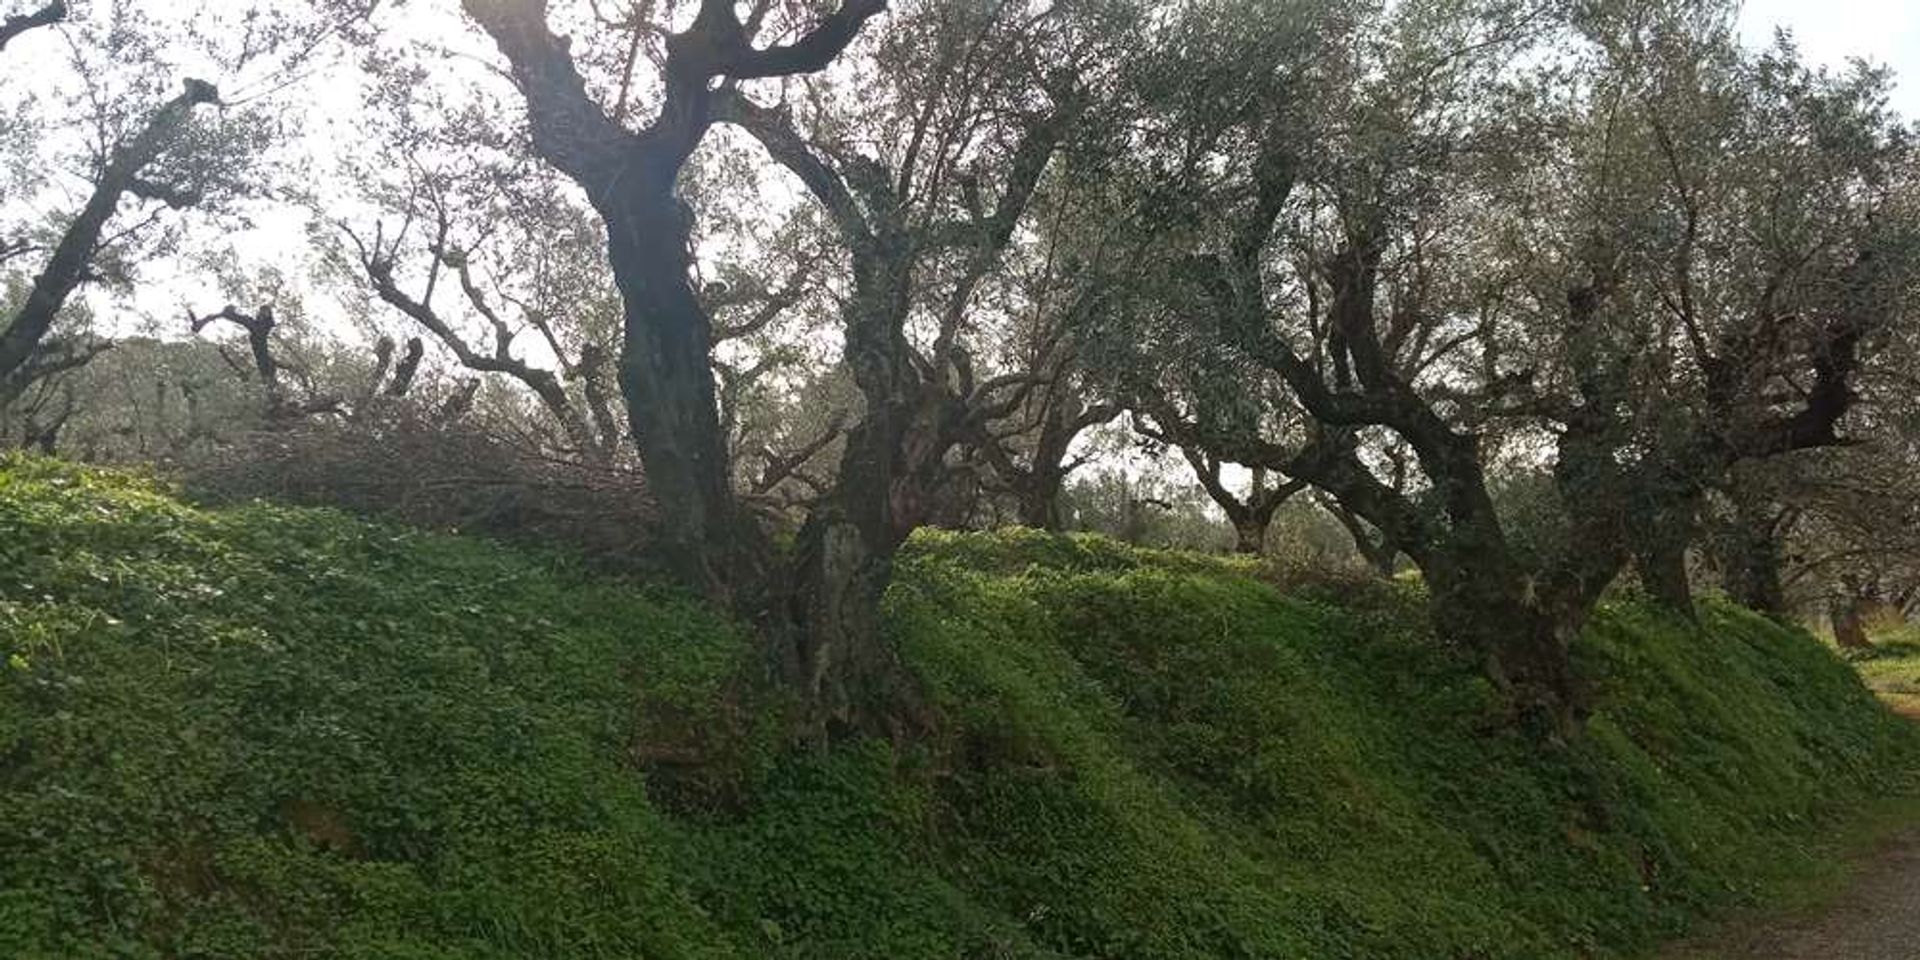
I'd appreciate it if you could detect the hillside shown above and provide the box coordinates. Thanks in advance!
[2,456,1916,959]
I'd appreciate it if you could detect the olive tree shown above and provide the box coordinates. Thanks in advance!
[0,0,376,418]
[1097,0,1919,729]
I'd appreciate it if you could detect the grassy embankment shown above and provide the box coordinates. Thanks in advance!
[3,455,1915,958]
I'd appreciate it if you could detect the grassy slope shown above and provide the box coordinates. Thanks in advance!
[2,456,1915,959]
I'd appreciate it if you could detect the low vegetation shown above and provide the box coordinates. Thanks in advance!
[1844,630,1920,720]
[3,457,1915,959]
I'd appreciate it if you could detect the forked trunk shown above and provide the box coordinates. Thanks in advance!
[782,268,944,733]
[602,189,921,737]
[462,0,893,735]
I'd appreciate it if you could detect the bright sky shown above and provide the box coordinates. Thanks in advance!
[1739,0,1920,117]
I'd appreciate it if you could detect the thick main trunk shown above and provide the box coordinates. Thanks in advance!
[1428,559,1592,733]
[1627,484,1699,615]
[1421,501,1624,736]
[602,197,929,733]
[1724,532,1786,617]
[1633,535,1694,615]
[1232,518,1266,556]
[464,0,892,736]
[788,390,933,735]
[1493,606,1588,733]
[1719,487,1788,617]
[781,264,950,732]
[1283,430,1590,726]
[1015,469,1066,531]
[602,192,760,600]
[1832,597,1874,650]
[789,505,915,735]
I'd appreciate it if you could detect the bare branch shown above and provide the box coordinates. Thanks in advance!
[712,256,817,341]
[188,303,280,386]
[387,336,424,397]
[753,413,848,494]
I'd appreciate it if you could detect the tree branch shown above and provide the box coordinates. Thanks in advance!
[0,78,218,385]
[188,304,280,386]
[0,0,64,54]
[460,0,637,195]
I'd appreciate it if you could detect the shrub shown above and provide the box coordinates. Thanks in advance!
[179,413,658,572]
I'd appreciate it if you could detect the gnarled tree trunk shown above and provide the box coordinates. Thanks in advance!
[790,421,921,734]
[600,191,764,601]
[1230,517,1267,556]
[1626,478,1701,616]
[1632,533,1694,615]
[1000,395,1117,532]
[1718,485,1790,618]
[1015,470,1066,530]
[1832,597,1874,650]
[462,0,902,739]
[786,276,951,732]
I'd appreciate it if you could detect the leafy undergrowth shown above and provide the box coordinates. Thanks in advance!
[3,456,1915,959]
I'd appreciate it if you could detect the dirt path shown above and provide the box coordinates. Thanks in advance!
[1660,826,1920,959]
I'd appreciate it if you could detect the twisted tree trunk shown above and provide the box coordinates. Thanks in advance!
[1719,485,1790,617]
[1832,597,1874,650]
[598,191,765,599]
[1015,471,1067,530]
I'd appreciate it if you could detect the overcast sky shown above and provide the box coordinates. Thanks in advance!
[1739,0,1920,117]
